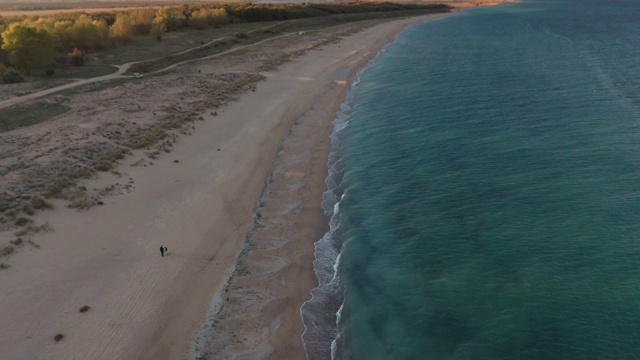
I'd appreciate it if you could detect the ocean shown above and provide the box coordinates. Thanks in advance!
[301,0,640,359]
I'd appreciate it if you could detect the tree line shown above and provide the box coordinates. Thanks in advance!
[0,2,449,77]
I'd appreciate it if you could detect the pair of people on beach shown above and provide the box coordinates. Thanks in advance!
[160,245,168,257]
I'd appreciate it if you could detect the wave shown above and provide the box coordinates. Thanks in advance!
[300,39,398,360]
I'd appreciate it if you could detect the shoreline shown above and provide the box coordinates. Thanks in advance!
[190,13,456,359]
[0,4,515,360]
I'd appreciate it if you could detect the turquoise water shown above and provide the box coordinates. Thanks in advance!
[302,0,640,359]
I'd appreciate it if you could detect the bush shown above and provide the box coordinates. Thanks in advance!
[30,196,54,210]
[70,48,84,66]
[2,68,23,84]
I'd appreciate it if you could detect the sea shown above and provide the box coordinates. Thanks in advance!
[300,0,640,359]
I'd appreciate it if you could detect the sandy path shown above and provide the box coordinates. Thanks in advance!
[0,22,283,110]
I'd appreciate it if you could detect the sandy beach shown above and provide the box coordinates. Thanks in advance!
[0,4,509,359]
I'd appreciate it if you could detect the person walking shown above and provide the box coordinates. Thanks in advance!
[160,245,165,257]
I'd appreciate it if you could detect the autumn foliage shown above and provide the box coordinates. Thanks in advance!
[0,3,449,74]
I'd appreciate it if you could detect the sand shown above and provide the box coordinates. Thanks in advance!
[0,3,512,360]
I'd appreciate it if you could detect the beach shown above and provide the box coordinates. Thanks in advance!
[0,7,503,360]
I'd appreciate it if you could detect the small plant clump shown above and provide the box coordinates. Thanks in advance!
[79,305,91,313]
[2,68,24,84]
[53,333,64,342]
[30,196,54,210]
[15,222,53,237]
[14,217,31,227]
[1,245,15,257]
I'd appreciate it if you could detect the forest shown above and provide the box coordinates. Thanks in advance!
[0,2,449,80]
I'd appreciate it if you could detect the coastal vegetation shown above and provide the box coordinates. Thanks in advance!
[0,2,450,263]
[0,2,449,76]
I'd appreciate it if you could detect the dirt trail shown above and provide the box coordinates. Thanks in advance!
[0,22,285,110]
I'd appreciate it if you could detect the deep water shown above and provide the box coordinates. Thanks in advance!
[303,0,640,358]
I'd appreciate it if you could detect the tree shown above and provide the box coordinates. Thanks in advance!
[131,9,155,35]
[208,8,230,26]
[150,20,167,41]
[1,23,56,74]
[153,7,184,32]
[71,15,108,51]
[52,20,74,52]
[70,47,84,66]
[188,10,208,30]
[109,13,134,45]
[0,25,7,64]
[2,67,23,83]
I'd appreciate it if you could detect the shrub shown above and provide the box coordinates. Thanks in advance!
[1,246,14,256]
[30,196,54,210]
[2,68,23,84]
[94,160,113,172]
[43,178,76,198]
[21,204,35,215]
[70,48,84,66]
[14,216,32,226]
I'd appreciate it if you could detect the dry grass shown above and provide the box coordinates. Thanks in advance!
[0,8,443,265]
[30,196,54,210]
[13,217,32,227]
[15,222,53,237]
[43,178,77,199]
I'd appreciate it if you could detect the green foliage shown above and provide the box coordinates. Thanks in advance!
[1,23,56,74]
[2,67,23,83]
